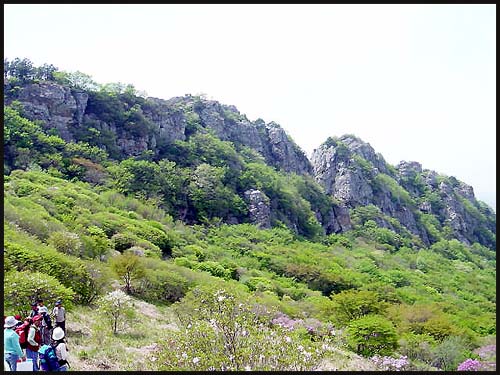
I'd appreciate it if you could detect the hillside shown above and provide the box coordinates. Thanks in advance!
[3,58,496,371]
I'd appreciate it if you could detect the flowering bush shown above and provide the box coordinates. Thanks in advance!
[155,287,332,370]
[371,355,409,371]
[457,359,483,371]
[96,289,136,334]
[271,313,303,331]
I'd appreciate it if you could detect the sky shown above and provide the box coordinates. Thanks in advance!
[4,4,496,209]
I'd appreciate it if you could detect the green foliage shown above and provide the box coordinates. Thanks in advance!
[156,286,330,370]
[53,70,98,91]
[4,224,94,304]
[330,290,385,325]
[109,251,146,294]
[47,230,83,256]
[4,270,75,317]
[374,173,414,206]
[135,267,189,304]
[346,314,398,357]
[431,335,472,370]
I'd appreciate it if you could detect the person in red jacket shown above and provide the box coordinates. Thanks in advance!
[26,314,43,371]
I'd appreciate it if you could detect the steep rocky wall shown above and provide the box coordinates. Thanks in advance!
[312,135,496,248]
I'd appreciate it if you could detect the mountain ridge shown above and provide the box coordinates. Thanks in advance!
[3,62,495,251]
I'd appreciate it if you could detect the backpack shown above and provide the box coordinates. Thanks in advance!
[39,343,61,371]
[15,321,31,349]
[42,312,52,329]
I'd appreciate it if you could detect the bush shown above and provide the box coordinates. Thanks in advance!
[4,270,75,317]
[431,335,471,370]
[346,314,398,357]
[135,269,189,303]
[4,238,94,304]
[109,251,146,294]
[96,290,137,334]
[155,286,331,370]
[47,230,83,256]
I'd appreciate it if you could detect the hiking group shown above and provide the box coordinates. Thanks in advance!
[4,299,68,371]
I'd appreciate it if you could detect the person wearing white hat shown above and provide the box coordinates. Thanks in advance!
[4,316,26,371]
[52,327,69,371]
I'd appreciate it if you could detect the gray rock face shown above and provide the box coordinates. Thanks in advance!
[312,135,495,248]
[5,81,494,248]
[8,82,81,141]
[312,138,376,207]
[191,99,312,175]
[244,189,271,228]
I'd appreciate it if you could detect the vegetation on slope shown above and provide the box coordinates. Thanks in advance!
[3,58,496,371]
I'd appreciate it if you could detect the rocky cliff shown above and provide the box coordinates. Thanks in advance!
[4,81,495,249]
[4,82,312,175]
[311,135,496,248]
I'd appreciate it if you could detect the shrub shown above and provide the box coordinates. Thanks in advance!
[4,238,94,304]
[109,251,146,294]
[431,335,471,370]
[47,230,83,256]
[346,314,398,357]
[135,269,189,303]
[96,290,137,334]
[4,270,75,317]
[155,286,330,371]
[457,358,484,371]
[370,355,410,371]
[330,290,385,325]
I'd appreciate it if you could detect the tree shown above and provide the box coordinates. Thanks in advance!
[346,314,398,357]
[53,70,98,91]
[96,289,136,334]
[6,57,36,82]
[330,290,385,325]
[35,63,58,81]
[109,251,146,294]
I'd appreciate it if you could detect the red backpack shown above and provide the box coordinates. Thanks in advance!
[15,320,32,349]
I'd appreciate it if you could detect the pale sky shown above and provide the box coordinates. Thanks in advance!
[4,4,496,209]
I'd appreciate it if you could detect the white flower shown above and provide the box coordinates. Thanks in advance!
[187,324,192,329]
[244,365,252,371]
[193,357,200,364]
[181,352,188,359]
[218,295,226,302]
[298,345,304,351]
[285,336,292,343]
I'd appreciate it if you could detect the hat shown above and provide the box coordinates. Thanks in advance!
[4,316,19,328]
[32,314,43,322]
[55,300,62,306]
[52,327,65,340]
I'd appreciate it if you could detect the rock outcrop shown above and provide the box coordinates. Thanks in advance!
[5,82,311,175]
[244,189,271,229]
[5,81,495,249]
[312,135,496,248]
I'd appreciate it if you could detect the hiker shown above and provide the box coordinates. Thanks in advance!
[37,299,53,345]
[52,327,70,371]
[4,316,27,371]
[29,302,39,318]
[52,300,66,333]
[26,314,43,371]
[14,315,24,328]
